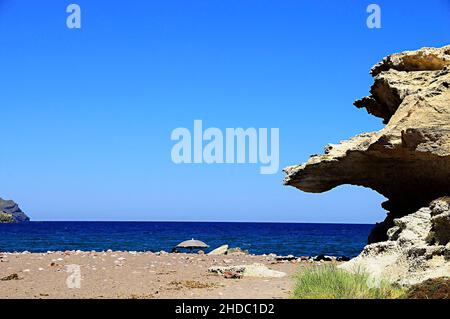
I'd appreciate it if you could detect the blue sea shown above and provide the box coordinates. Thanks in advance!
[0,222,373,257]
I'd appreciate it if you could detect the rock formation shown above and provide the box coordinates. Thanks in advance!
[208,245,229,255]
[341,197,449,285]
[208,263,286,278]
[0,198,30,223]
[284,45,450,285]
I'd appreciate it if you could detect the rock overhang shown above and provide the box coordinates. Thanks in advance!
[284,45,450,217]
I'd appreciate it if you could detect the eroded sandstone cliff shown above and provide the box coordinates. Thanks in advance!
[284,45,450,284]
[340,197,450,286]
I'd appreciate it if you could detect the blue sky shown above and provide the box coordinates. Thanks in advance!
[0,0,449,222]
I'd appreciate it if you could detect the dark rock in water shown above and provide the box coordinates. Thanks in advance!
[275,255,297,262]
[336,256,350,262]
[299,256,310,261]
[0,198,30,223]
[367,220,391,244]
[313,254,332,262]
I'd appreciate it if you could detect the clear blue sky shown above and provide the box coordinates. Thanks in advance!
[0,0,449,222]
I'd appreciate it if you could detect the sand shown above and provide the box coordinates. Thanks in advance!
[0,251,328,299]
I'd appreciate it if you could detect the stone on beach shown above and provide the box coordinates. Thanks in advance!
[208,245,229,255]
[244,264,286,278]
[223,271,243,279]
[1,273,20,281]
[208,263,286,278]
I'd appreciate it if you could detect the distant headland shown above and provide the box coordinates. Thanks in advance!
[0,198,30,223]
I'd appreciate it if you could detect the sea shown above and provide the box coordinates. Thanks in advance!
[0,222,373,257]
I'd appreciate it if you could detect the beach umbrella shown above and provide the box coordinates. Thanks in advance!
[176,239,209,251]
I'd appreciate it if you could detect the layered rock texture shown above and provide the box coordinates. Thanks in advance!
[341,197,450,285]
[284,45,450,285]
[0,198,30,223]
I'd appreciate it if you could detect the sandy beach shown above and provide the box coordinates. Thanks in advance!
[0,251,334,299]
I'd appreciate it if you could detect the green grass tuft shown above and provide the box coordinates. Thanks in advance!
[292,265,404,299]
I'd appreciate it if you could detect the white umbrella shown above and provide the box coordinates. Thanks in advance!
[176,238,209,251]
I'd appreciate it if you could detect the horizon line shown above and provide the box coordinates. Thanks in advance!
[25,220,375,225]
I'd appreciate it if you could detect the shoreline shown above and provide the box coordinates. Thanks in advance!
[0,249,350,258]
[0,250,352,264]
